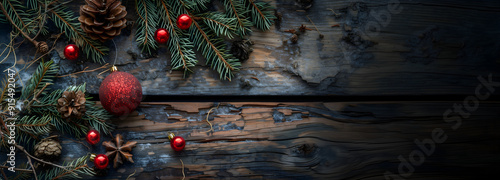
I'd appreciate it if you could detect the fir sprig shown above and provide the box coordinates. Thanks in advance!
[20,59,58,100]
[158,0,197,76]
[222,0,252,37]
[244,0,274,31]
[201,12,237,39]
[135,0,274,80]
[7,60,114,149]
[190,17,241,81]
[37,154,95,180]
[49,1,109,63]
[0,0,30,34]
[136,0,159,55]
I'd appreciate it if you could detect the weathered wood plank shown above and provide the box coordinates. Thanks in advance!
[1,0,499,96]
[45,101,498,179]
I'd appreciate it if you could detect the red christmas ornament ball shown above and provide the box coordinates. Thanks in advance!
[64,44,79,60]
[171,136,185,151]
[86,130,100,145]
[154,28,169,44]
[176,14,192,30]
[99,71,142,116]
[94,154,109,169]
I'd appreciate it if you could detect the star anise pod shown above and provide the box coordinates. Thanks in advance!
[57,91,86,120]
[102,134,137,168]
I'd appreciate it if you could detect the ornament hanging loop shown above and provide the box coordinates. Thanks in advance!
[168,132,175,141]
[90,153,96,161]
[110,66,118,72]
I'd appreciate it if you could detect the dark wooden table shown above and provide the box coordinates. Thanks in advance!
[1,0,500,179]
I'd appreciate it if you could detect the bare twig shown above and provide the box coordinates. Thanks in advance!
[0,163,8,180]
[0,2,45,51]
[27,83,52,111]
[180,159,185,180]
[0,165,33,172]
[25,32,64,70]
[126,170,137,180]
[14,144,71,172]
[205,104,220,133]
[57,63,111,78]
[327,8,340,16]
[26,156,38,180]
[305,15,323,38]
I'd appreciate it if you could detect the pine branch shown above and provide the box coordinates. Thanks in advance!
[17,114,52,136]
[20,60,58,101]
[48,1,108,63]
[0,0,46,52]
[0,0,30,34]
[189,16,241,81]
[221,0,252,37]
[135,0,159,55]
[177,0,241,81]
[200,12,237,39]
[244,0,275,31]
[37,155,95,180]
[84,101,114,136]
[181,0,210,13]
[158,0,197,76]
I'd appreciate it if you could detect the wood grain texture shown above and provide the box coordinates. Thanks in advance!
[2,0,499,96]
[49,101,499,179]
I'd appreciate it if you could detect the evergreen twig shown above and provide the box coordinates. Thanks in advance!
[158,0,197,76]
[48,0,108,63]
[135,0,159,55]
[244,0,275,31]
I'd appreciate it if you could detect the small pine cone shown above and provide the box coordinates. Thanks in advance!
[78,0,127,42]
[57,91,87,119]
[231,40,254,61]
[291,34,299,44]
[34,136,62,161]
[37,41,49,54]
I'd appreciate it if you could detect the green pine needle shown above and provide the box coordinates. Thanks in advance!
[136,0,159,55]
[244,0,275,31]
[20,60,58,100]
[37,154,95,180]
[158,0,197,77]
[189,19,241,81]
[49,1,109,63]
[222,0,253,37]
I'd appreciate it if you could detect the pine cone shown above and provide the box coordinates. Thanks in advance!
[34,136,62,161]
[231,39,254,61]
[36,41,49,54]
[78,0,127,42]
[57,91,87,119]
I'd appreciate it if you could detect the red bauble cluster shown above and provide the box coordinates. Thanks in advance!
[176,14,192,30]
[170,136,185,151]
[64,44,79,60]
[86,130,100,145]
[154,28,170,44]
[94,154,109,169]
[99,71,142,116]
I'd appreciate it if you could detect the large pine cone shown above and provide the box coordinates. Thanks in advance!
[57,91,87,119]
[34,136,62,161]
[78,0,127,42]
